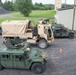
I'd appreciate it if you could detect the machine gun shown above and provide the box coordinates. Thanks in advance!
[39,18,50,24]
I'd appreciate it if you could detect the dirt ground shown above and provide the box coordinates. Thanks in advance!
[0,36,76,75]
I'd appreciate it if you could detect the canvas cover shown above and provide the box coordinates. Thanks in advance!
[1,20,30,37]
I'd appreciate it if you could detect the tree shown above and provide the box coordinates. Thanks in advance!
[39,3,44,6]
[3,1,14,11]
[0,0,3,7]
[16,0,33,16]
[62,4,74,8]
[0,0,1,2]
[33,3,54,10]
[0,2,2,7]
[34,2,39,6]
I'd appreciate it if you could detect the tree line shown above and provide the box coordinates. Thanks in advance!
[0,0,74,17]
[0,0,55,16]
[0,0,55,11]
[33,3,54,10]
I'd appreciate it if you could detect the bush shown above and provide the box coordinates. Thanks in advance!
[16,0,33,17]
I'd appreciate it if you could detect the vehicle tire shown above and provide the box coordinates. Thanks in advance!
[0,64,3,71]
[68,33,74,39]
[38,39,48,49]
[31,63,45,74]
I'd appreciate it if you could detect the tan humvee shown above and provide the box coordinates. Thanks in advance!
[1,19,54,49]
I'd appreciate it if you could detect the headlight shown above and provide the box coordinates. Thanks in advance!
[40,52,48,60]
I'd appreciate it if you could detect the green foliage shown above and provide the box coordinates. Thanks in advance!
[62,4,74,8]
[10,10,56,18]
[12,2,18,11]
[16,0,33,17]
[11,10,56,18]
[29,10,56,18]
[3,1,14,11]
[74,31,76,36]
[0,17,25,24]
[45,4,54,10]
[0,1,3,7]
[0,10,56,24]
[33,3,54,10]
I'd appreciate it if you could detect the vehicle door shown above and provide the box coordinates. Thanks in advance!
[61,29,68,37]
[0,54,12,67]
[54,29,61,37]
[44,27,51,37]
[12,54,25,68]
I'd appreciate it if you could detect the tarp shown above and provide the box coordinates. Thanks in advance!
[1,20,30,37]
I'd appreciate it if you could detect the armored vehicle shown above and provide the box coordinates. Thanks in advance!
[1,19,54,49]
[52,23,74,39]
[0,43,47,74]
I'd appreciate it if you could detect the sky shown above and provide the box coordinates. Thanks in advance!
[32,0,74,4]
[2,0,74,4]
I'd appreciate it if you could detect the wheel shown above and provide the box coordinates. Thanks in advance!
[0,64,3,71]
[31,63,45,74]
[68,33,74,39]
[38,39,48,49]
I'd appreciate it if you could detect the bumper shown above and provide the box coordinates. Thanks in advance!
[47,39,54,44]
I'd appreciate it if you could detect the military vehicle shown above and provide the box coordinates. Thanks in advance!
[52,23,74,39]
[1,19,54,49]
[0,43,47,74]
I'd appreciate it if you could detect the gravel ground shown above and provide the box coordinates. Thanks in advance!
[0,14,14,18]
[0,36,76,75]
[0,7,14,18]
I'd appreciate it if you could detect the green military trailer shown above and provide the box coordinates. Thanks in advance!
[0,45,47,74]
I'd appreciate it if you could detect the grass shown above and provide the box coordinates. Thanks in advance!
[29,10,56,18]
[0,17,25,24]
[0,10,56,25]
[74,31,76,37]
[11,10,56,18]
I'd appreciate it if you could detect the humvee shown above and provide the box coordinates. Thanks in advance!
[52,23,74,39]
[1,19,54,49]
[0,44,47,74]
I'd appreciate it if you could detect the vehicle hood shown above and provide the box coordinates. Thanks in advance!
[27,48,47,59]
[28,48,43,57]
[68,29,74,33]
